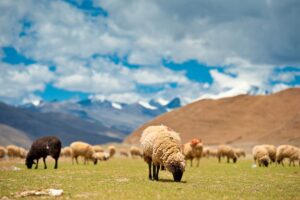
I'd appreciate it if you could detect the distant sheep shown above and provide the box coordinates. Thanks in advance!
[7,145,21,158]
[262,144,276,163]
[234,148,246,158]
[140,125,185,182]
[202,147,210,158]
[70,141,97,165]
[26,136,62,169]
[276,145,299,167]
[130,146,143,158]
[209,149,218,157]
[60,147,72,157]
[0,146,6,158]
[93,145,104,153]
[120,149,129,157]
[217,145,238,163]
[93,152,110,161]
[252,145,270,167]
[183,138,203,167]
[108,145,116,158]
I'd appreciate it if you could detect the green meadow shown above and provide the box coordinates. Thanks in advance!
[0,157,299,200]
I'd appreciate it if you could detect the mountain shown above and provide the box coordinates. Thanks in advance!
[125,88,300,149]
[0,97,181,146]
[0,124,32,148]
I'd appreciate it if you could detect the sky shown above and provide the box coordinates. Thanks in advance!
[0,0,299,104]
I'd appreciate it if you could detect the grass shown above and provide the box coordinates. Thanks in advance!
[0,157,299,200]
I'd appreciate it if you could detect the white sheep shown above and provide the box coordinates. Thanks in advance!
[108,145,116,158]
[217,145,238,163]
[276,145,299,167]
[70,141,97,165]
[140,125,185,182]
[202,147,210,158]
[120,149,129,157]
[262,144,276,163]
[130,146,143,158]
[93,152,110,161]
[252,145,270,167]
[209,148,218,157]
[6,145,26,159]
[60,147,72,157]
[93,145,104,153]
[182,138,203,167]
[0,146,6,159]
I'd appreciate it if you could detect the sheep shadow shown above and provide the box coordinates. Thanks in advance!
[157,179,187,183]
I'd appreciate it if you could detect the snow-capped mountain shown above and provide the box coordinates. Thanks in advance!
[14,97,182,144]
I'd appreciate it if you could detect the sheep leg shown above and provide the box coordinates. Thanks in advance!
[35,159,39,169]
[43,157,47,169]
[54,157,58,169]
[148,162,152,180]
[155,165,160,181]
[75,156,79,164]
[227,157,230,163]
[218,156,221,163]
[190,159,193,167]
[152,163,157,181]
[197,158,200,167]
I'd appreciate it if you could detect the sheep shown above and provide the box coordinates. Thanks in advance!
[70,141,97,165]
[276,145,299,167]
[60,147,72,157]
[120,149,129,157]
[0,146,6,159]
[202,147,210,158]
[108,145,116,158]
[140,125,185,182]
[252,145,270,167]
[217,145,238,163]
[288,148,300,166]
[93,152,110,161]
[234,148,246,158]
[182,138,203,167]
[209,149,218,157]
[7,145,21,158]
[26,136,61,169]
[130,146,143,158]
[93,145,104,153]
[262,144,276,163]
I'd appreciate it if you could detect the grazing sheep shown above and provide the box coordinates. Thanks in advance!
[130,146,143,158]
[93,145,104,153]
[217,145,238,163]
[7,145,21,158]
[108,145,116,158]
[276,145,299,167]
[234,148,246,158]
[93,152,110,161]
[70,141,97,165]
[0,146,6,159]
[120,149,129,157]
[202,147,210,158]
[60,147,72,157]
[252,145,270,167]
[209,149,218,157]
[19,147,27,159]
[26,136,62,169]
[140,125,185,182]
[262,144,277,163]
[183,138,203,167]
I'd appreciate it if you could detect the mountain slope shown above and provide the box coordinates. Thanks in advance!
[125,88,300,148]
[0,124,32,148]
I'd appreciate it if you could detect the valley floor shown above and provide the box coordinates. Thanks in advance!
[0,157,299,200]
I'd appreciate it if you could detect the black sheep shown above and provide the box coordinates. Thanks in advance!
[26,136,62,169]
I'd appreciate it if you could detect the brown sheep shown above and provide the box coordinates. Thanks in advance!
[217,145,238,163]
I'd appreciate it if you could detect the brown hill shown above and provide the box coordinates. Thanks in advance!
[0,124,32,148]
[125,88,300,150]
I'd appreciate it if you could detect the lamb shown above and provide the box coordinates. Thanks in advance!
[0,146,6,158]
[130,146,143,158]
[93,152,110,161]
[140,125,185,182]
[70,141,97,165]
[182,138,203,167]
[252,145,270,167]
[217,145,238,163]
[234,148,246,158]
[108,145,116,158]
[60,147,72,157]
[93,145,104,153]
[26,136,61,169]
[276,145,299,167]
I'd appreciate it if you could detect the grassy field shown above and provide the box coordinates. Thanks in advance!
[0,157,299,200]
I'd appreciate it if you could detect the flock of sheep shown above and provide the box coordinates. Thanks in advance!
[0,124,299,182]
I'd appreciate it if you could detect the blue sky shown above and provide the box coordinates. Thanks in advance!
[0,0,299,104]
